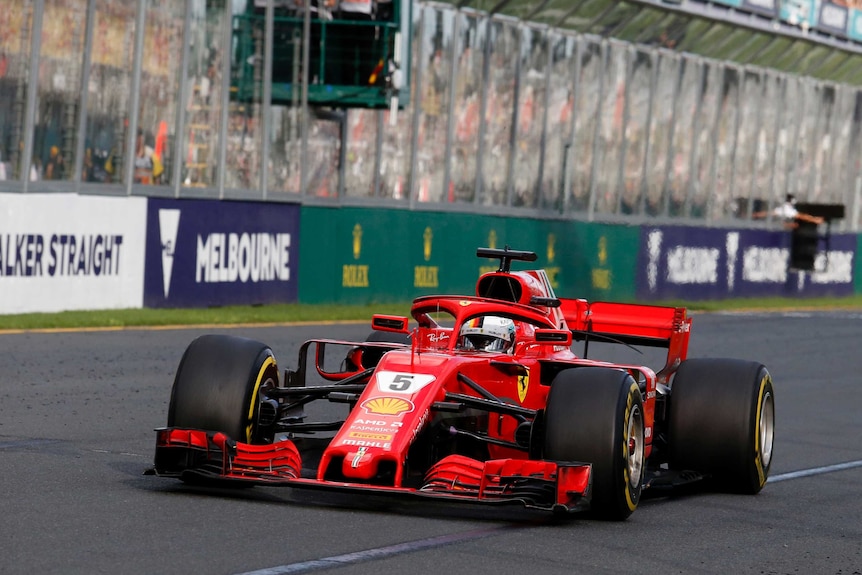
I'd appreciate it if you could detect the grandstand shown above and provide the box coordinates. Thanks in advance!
[0,0,859,230]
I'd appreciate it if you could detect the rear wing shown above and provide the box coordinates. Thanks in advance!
[560,299,691,377]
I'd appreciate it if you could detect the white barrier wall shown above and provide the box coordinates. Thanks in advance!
[0,193,146,314]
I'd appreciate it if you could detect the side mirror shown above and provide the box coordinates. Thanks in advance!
[534,329,572,346]
[372,314,410,333]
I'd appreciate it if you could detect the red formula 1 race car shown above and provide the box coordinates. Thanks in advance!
[151,247,775,520]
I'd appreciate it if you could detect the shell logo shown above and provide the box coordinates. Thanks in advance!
[361,396,414,416]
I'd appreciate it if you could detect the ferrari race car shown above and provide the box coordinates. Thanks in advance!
[151,247,775,520]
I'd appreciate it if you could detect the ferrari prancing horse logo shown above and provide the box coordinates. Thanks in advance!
[518,370,530,403]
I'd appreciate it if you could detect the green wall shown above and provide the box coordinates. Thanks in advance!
[299,207,639,304]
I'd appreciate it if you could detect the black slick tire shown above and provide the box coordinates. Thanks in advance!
[167,334,279,444]
[668,358,775,494]
[543,367,645,520]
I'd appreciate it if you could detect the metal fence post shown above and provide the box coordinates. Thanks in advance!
[785,76,803,201]
[442,10,461,205]
[586,39,608,222]
[73,0,97,193]
[172,0,193,197]
[21,0,44,191]
[683,59,705,218]
[124,0,147,195]
[615,43,634,215]
[473,15,491,205]
[638,47,657,216]
[261,0,275,199]
[704,62,726,223]
[505,24,523,208]
[300,0,311,197]
[407,6,426,209]
[536,27,552,210]
[562,35,582,215]
[217,0,233,198]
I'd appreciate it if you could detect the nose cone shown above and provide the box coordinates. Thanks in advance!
[341,446,379,480]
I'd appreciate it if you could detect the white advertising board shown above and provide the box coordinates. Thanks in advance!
[0,193,146,314]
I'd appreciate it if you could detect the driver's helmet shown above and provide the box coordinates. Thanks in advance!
[458,316,516,353]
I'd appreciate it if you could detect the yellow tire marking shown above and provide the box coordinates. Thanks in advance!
[245,355,276,443]
[623,381,640,511]
[753,373,771,487]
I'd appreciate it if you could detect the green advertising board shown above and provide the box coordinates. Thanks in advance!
[299,207,640,305]
[543,220,639,302]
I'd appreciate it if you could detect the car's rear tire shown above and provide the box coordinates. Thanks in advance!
[543,367,645,520]
[167,334,279,444]
[668,358,775,494]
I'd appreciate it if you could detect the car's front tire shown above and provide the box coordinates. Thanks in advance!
[167,334,279,444]
[543,367,645,520]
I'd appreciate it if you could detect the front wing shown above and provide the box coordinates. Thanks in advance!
[152,428,592,513]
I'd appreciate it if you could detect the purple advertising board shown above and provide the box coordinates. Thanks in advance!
[636,225,856,301]
[145,198,300,308]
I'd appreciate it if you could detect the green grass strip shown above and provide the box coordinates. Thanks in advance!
[1,295,861,331]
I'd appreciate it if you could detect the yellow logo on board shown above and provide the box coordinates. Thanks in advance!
[423,227,433,261]
[598,236,607,266]
[414,266,438,288]
[343,265,369,287]
[353,224,362,260]
[546,233,560,288]
[592,235,611,290]
[345,224,369,287]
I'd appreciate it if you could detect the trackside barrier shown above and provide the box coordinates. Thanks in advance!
[636,225,857,301]
[1,195,860,315]
[143,198,301,308]
[297,207,639,305]
[0,192,146,314]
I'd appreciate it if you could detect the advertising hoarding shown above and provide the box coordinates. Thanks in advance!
[144,198,300,308]
[636,225,856,301]
[299,207,639,305]
[817,1,849,37]
[0,193,146,314]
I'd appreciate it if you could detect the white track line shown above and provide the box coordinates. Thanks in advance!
[768,459,862,482]
[234,525,521,575]
[234,460,862,575]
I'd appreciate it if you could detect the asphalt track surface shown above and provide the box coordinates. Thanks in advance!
[2,311,861,575]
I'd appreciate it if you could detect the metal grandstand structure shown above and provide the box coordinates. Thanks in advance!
[0,0,859,229]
